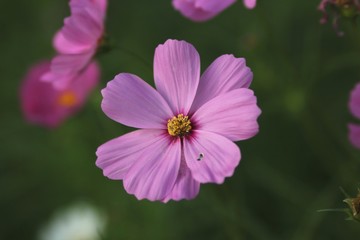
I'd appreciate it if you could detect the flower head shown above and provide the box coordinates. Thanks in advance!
[344,191,360,221]
[42,0,107,89]
[318,0,360,36]
[173,0,256,22]
[38,203,106,240]
[96,39,261,202]
[20,61,99,128]
[348,83,360,148]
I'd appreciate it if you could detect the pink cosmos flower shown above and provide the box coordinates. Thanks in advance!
[20,61,100,128]
[172,0,256,22]
[96,39,261,202]
[348,83,360,149]
[42,0,107,89]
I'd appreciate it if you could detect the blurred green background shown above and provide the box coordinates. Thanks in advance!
[2,0,360,239]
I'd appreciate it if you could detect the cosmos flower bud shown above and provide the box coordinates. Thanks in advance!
[343,189,360,221]
[318,0,360,36]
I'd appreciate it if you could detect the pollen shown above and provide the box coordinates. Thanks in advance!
[57,90,77,107]
[167,114,192,137]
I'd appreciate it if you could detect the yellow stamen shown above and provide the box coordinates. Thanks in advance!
[167,114,192,137]
[57,90,77,107]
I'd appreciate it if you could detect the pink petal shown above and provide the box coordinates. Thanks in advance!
[183,130,241,184]
[54,31,94,55]
[154,39,200,115]
[89,0,107,21]
[54,12,101,54]
[192,88,261,142]
[69,61,100,102]
[190,54,253,113]
[124,137,181,201]
[162,156,200,202]
[243,0,256,9]
[42,50,95,90]
[95,0,108,14]
[96,129,167,180]
[349,83,360,119]
[172,0,235,22]
[71,0,107,16]
[349,123,360,149]
[101,73,173,129]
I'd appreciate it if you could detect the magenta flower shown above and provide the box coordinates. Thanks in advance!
[96,39,261,202]
[173,0,256,22]
[349,83,360,149]
[20,61,99,128]
[42,0,107,89]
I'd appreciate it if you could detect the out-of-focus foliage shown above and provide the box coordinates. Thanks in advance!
[1,0,360,239]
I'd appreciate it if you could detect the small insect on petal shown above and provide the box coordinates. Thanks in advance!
[197,153,204,161]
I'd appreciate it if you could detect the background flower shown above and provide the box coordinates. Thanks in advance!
[38,202,106,240]
[173,0,256,22]
[42,0,107,89]
[20,61,99,128]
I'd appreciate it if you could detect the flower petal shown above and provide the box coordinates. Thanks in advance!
[349,83,360,119]
[96,129,167,180]
[95,0,107,14]
[69,61,100,104]
[54,31,93,55]
[101,73,173,129]
[243,0,256,9]
[124,137,181,201]
[172,0,235,22]
[192,88,261,141]
[154,39,200,115]
[55,12,101,54]
[183,130,241,184]
[162,156,200,202]
[42,50,94,90]
[349,123,360,149]
[190,54,253,113]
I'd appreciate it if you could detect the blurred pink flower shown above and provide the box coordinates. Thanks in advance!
[173,0,256,22]
[96,39,261,202]
[21,61,100,128]
[243,0,257,9]
[349,83,360,149]
[42,0,107,89]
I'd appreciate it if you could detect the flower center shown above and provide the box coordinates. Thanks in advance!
[57,90,77,107]
[167,114,192,137]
